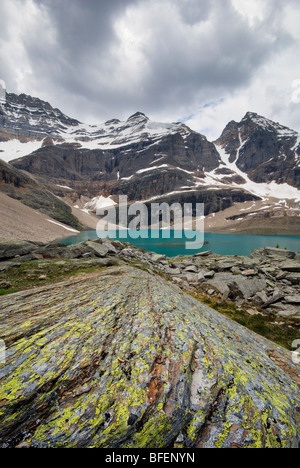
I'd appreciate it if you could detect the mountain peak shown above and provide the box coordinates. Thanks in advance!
[242,111,272,125]
[127,111,149,123]
[2,91,81,139]
[241,112,298,138]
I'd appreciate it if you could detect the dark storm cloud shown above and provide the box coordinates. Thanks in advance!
[35,0,132,60]
[102,0,293,116]
[139,1,285,106]
[0,0,298,128]
[21,0,140,116]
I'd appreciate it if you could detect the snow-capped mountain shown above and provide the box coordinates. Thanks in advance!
[0,91,299,233]
[0,92,80,139]
[215,112,300,189]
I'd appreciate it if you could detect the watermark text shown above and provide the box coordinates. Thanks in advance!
[96,196,205,250]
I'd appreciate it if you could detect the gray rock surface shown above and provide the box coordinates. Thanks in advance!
[0,265,299,448]
[0,238,38,260]
[85,241,110,258]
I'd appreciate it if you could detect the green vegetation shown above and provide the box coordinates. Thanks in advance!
[0,259,119,295]
[0,260,299,448]
[1,255,299,354]
[0,288,18,296]
[189,292,300,351]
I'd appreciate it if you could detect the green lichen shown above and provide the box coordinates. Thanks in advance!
[0,266,299,448]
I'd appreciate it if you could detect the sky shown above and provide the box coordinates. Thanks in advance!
[0,0,299,140]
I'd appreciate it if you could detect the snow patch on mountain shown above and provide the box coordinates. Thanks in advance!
[244,112,298,139]
[0,111,187,160]
[215,144,300,201]
[84,195,117,213]
[0,139,43,162]
[46,220,80,233]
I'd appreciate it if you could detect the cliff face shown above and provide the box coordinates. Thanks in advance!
[0,265,299,448]
[1,92,300,234]
[1,93,80,139]
[0,159,82,230]
[215,112,300,188]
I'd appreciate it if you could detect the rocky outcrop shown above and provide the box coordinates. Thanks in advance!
[0,262,299,448]
[160,247,300,318]
[1,93,80,140]
[0,159,82,231]
[139,188,259,217]
[10,126,222,202]
[0,237,299,318]
[215,112,300,188]
[1,92,299,229]
[0,238,41,260]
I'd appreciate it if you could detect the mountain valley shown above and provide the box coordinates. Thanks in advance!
[0,91,299,240]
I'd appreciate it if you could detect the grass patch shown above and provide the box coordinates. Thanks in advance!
[189,292,300,351]
[0,259,119,296]
[0,288,19,296]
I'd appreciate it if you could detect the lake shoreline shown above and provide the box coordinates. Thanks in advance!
[1,237,299,353]
[57,229,300,257]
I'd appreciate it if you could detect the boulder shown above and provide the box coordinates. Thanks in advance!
[150,253,166,263]
[85,241,109,258]
[259,267,278,277]
[194,250,212,257]
[252,247,296,260]
[170,262,185,270]
[206,273,267,301]
[102,242,118,255]
[215,260,236,272]
[231,275,267,300]
[284,296,300,304]
[64,244,90,259]
[276,307,300,318]
[205,273,232,299]
[184,272,199,282]
[285,273,300,285]
[183,265,199,273]
[262,293,285,310]
[196,272,205,282]
[164,267,181,276]
[204,271,215,279]
[0,265,299,448]
[281,262,300,273]
[0,238,38,260]
[119,248,136,258]
[252,290,269,306]
[35,246,67,259]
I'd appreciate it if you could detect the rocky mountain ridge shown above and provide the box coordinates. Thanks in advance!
[0,158,82,231]
[0,91,299,235]
[215,112,300,188]
[0,92,80,140]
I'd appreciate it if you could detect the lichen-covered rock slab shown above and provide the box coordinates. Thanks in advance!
[0,266,299,448]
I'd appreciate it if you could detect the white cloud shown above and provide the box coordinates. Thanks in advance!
[0,0,299,139]
[231,0,271,26]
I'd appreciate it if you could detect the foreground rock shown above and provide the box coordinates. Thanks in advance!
[0,238,40,260]
[0,266,299,448]
[1,238,299,319]
[164,247,300,318]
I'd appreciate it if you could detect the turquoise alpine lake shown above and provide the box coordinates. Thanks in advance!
[58,230,300,257]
